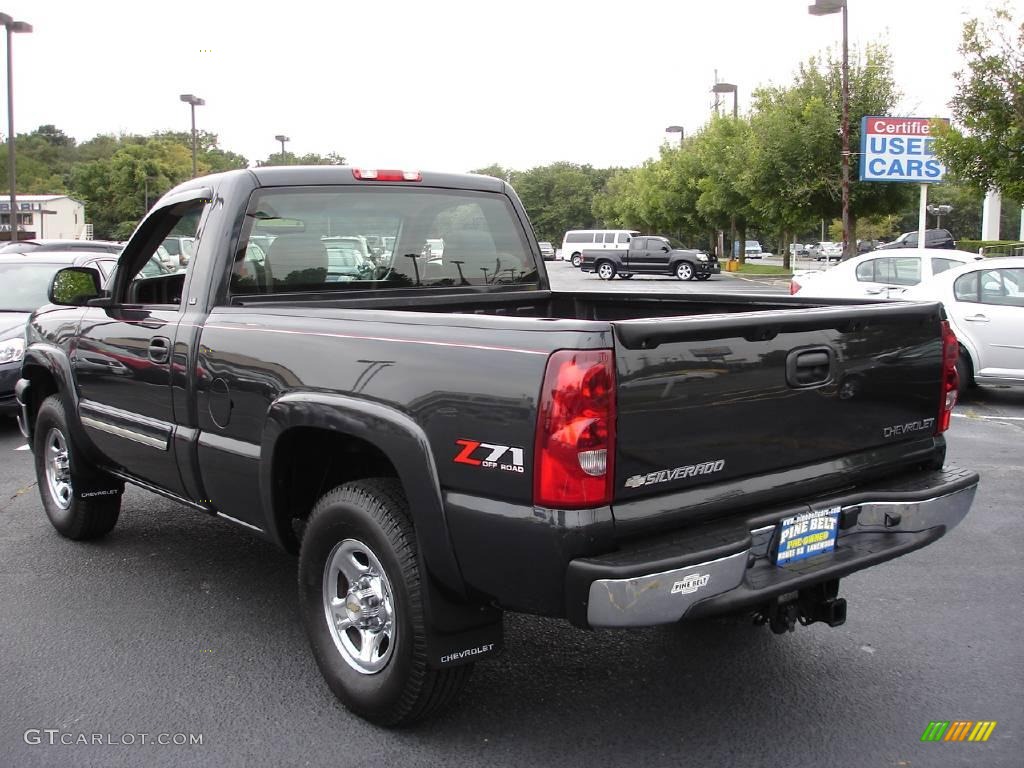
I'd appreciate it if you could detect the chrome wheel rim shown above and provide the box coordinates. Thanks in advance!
[44,427,73,510]
[572,254,581,267]
[598,263,614,279]
[322,538,396,675]
[678,264,692,280]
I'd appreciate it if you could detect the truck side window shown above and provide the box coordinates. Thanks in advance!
[604,233,616,244]
[617,233,631,244]
[119,199,208,308]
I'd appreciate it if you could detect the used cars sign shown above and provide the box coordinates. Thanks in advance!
[859,116,948,183]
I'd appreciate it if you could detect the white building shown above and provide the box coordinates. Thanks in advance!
[0,194,87,240]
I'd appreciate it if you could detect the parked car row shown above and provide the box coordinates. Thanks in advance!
[790,250,1024,392]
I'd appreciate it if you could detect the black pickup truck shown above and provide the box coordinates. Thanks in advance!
[17,167,976,726]
[580,235,721,281]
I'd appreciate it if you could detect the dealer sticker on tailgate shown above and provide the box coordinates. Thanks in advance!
[774,506,841,566]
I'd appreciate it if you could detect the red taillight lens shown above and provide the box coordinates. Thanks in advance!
[789,280,801,295]
[937,320,959,434]
[352,169,422,181]
[534,349,616,509]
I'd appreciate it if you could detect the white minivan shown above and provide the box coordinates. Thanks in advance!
[560,230,639,267]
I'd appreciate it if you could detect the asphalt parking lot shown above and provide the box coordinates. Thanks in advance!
[1,312,1021,767]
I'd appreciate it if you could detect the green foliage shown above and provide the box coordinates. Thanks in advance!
[473,162,613,244]
[933,7,1024,201]
[256,151,346,167]
[957,239,1024,254]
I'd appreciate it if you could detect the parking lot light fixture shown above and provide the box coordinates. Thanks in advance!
[711,82,738,119]
[665,125,685,146]
[808,0,851,261]
[2,13,32,243]
[179,94,205,178]
[275,134,290,164]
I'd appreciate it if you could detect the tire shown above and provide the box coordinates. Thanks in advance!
[596,261,617,281]
[298,478,472,726]
[695,274,711,281]
[571,253,582,268]
[675,262,694,281]
[955,350,974,397]
[619,273,633,279]
[33,395,121,540]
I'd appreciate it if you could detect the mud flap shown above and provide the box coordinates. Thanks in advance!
[420,569,503,669]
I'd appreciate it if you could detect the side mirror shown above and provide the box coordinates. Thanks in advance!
[48,267,102,306]
[661,245,670,253]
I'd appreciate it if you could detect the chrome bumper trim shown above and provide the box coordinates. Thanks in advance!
[586,483,977,628]
[587,551,749,628]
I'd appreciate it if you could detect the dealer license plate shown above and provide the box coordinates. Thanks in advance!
[774,506,840,566]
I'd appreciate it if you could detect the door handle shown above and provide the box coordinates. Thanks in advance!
[148,336,171,363]
[963,314,990,323]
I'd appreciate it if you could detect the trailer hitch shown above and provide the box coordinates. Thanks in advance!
[754,580,847,634]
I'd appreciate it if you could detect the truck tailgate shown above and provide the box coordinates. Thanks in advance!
[611,302,945,500]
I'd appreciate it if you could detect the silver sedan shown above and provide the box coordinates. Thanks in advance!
[903,257,1024,392]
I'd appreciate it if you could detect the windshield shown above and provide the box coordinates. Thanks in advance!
[0,263,62,311]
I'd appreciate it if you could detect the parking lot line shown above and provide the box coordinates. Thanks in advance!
[952,413,1024,421]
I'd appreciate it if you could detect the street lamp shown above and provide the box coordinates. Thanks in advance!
[179,93,205,178]
[665,125,685,146]
[274,134,290,164]
[711,82,738,119]
[1,13,32,242]
[37,207,56,238]
[809,0,850,260]
[927,203,952,230]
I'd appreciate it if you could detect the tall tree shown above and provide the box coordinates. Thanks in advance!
[933,7,1024,202]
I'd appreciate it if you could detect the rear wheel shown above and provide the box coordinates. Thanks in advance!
[571,253,582,268]
[33,395,121,540]
[955,350,974,397]
[298,478,472,726]
[675,262,694,281]
[597,261,617,280]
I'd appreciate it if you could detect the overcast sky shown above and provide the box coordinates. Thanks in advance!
[5,0,1017,172]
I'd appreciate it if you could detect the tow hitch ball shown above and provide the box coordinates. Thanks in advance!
[755,580,847,635]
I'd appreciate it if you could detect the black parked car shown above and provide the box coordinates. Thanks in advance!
[0,252,122,416]
[875,229,955,250]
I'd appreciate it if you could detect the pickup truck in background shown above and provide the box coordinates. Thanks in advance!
[580,235,720,281]
[18,166,977,726]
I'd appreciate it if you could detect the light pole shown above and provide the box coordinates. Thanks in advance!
[274,134,290,164]
[665,125,685,146]
[1,13,31,242]
[711,82,738,119]
[179,93,205,178]
[809,0,850,260]
[927,203,952,230]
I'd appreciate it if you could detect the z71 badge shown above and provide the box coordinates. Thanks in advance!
[453,439,525,473]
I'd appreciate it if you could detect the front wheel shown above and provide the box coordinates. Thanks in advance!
[695,274,711,281]
[597,261,617,280]
[33,395,121,540]
[675,262,694,281]
[298,478,472,726]
[571,253,582,268]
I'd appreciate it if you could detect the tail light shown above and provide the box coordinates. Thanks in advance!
[789,280,801,295]
[534,349,616,509]
[936,320,959,434]
[352,169,422,181]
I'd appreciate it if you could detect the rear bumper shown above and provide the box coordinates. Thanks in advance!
[566,466,978,628]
